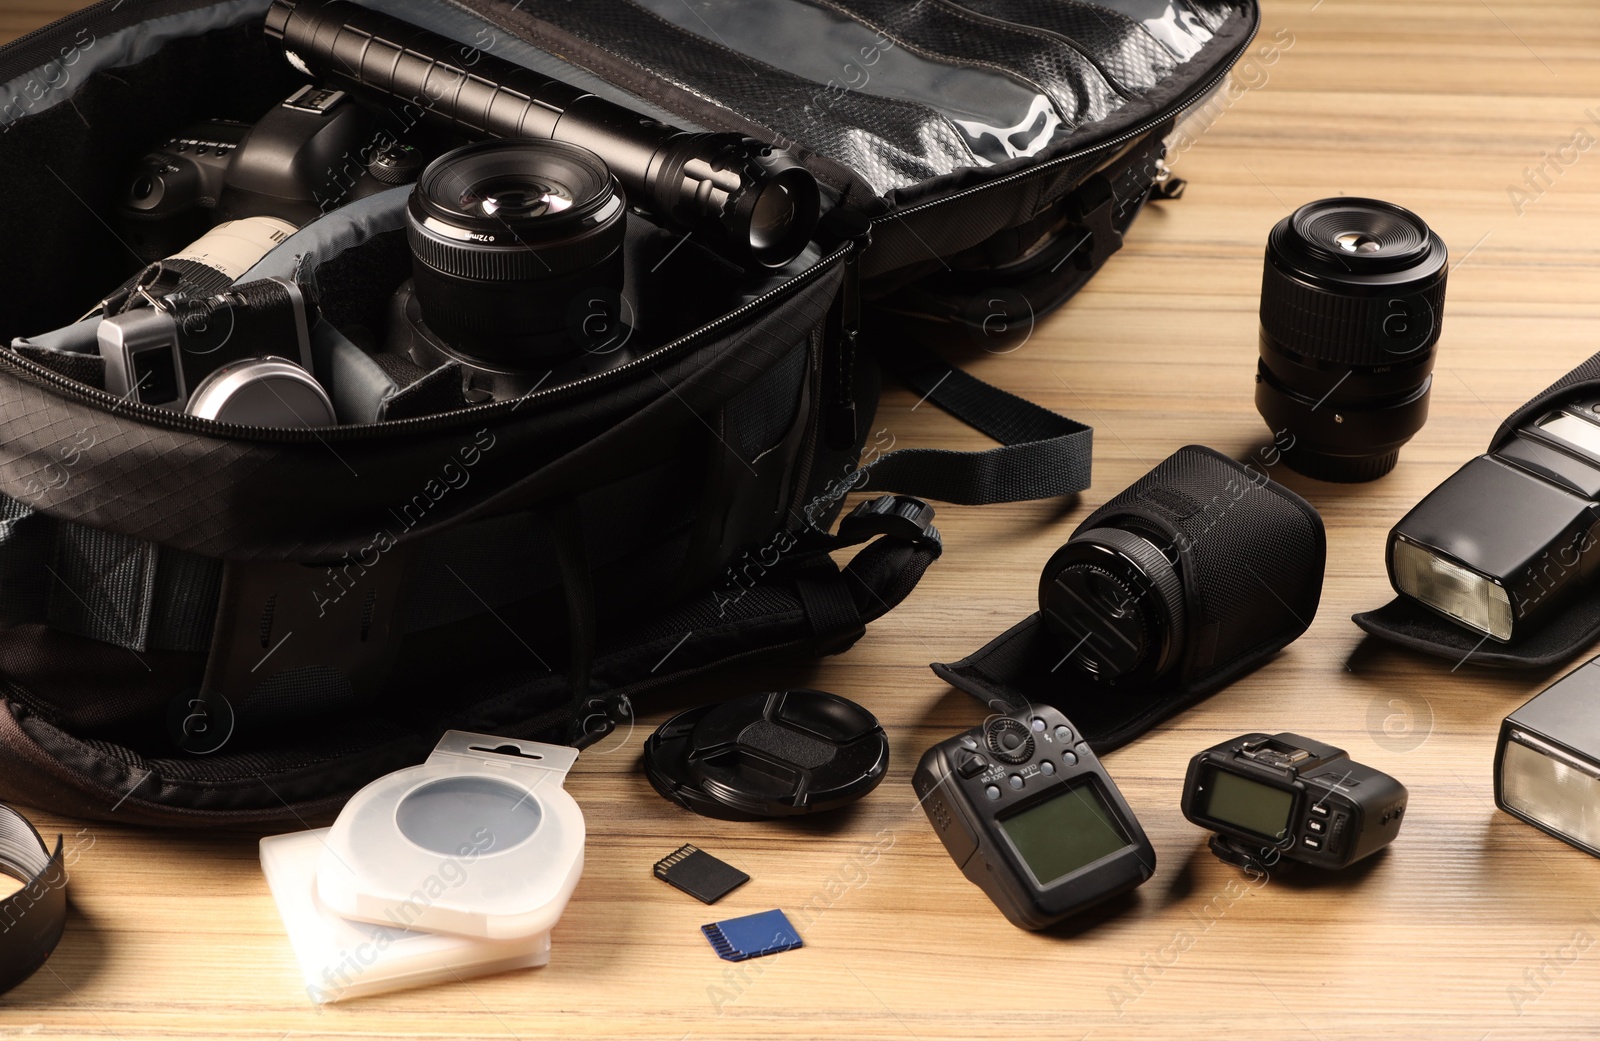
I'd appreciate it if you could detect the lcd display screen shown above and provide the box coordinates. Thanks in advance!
[1199,766,1294,841]
[998,781,1131,885]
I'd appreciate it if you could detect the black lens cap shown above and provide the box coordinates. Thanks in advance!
[643,690,889,820]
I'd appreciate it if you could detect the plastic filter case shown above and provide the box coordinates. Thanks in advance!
[316,731,585,940]
[260,828,550,1004]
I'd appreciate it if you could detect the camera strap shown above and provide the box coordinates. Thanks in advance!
[94,259,236,319]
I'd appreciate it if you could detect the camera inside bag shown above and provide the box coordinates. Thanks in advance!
[94,83,773,423]
[13,7,814,431]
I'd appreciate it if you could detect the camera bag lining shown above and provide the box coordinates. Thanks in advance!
[451,0,1259,286]
[0,0,1259,822]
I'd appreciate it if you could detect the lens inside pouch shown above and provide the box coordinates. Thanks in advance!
[395,776,543,856]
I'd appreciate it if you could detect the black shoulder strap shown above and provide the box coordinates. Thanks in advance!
[862,340,1092,504]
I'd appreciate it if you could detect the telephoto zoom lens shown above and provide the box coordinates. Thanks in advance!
[406,140,626,365]
[1255,198,1448,482]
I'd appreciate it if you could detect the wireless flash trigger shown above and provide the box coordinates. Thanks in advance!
[316,732,585,941]
[913,705,1155,930]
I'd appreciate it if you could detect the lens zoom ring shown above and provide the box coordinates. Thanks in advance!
[1259,262,1447,366]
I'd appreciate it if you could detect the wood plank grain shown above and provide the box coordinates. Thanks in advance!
[6,1,1600,1039]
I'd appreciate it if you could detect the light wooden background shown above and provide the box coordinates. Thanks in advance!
[8,1,1600,1038]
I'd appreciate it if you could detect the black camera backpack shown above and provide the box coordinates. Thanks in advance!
[0,0,1260,824]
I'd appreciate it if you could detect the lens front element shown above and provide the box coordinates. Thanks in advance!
[406,140,627,365]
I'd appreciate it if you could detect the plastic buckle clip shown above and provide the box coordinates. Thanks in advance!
[1060,173,1125,273]
[838,495,941,554]
[567,693,635,749]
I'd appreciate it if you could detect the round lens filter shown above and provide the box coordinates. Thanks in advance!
[643,690,889,820]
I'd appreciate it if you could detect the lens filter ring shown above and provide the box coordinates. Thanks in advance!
[1285,198,1433,274]
[0,804,66,995]
[406,140,625,283]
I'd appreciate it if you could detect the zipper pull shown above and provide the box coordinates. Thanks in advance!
[821,210,872,450]
[1151,157,1186,201]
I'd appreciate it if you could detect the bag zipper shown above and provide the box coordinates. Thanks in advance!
[873,13,1259,227]
[1,0,1250,442]
[0,0,228,84]
[0,242,854,442]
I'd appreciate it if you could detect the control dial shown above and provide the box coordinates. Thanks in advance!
[985,718,1035,764]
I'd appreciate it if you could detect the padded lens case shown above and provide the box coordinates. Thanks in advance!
[935,446,1326,752]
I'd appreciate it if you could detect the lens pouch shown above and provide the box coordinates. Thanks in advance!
[934,446,1326,752]
[1354,348,1600,668]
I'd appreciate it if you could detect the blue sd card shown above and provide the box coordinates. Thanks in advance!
[701,909,803,961]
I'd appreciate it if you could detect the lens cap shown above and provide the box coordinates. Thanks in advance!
[643,690,889,820]
[1284,197,1435,274]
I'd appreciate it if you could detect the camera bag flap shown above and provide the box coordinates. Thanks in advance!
[935,446,1326,752]
[1354,347,1600,669]
[0,0,1259,823]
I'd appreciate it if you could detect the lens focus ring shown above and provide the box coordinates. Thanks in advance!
[1254,197,1449,482]
[1259,260,1447,367]
[404,140,628,366]
[404,225,619,284]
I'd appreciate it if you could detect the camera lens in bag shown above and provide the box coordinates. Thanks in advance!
[1037,446,1326,693]
[1255,198,1448,482]
[406,140,627,365]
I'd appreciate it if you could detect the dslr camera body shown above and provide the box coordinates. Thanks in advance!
[116,84,417,292]
[1181,732,1407,872]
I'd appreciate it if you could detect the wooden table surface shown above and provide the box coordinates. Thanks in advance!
[7,1,1600,1038]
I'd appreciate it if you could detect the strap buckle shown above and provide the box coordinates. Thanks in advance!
[838,495,941,553]
[1060,173,1126,273]
[568,693,635,748]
